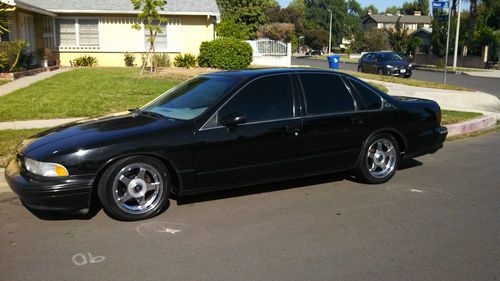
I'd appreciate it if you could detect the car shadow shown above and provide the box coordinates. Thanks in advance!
[176,158,423,205]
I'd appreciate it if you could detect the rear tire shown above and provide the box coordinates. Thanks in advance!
[354,133,400,184]
[98,156,171,221]
[358,65,363,72]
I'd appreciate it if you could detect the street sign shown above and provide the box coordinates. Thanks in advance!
[432,1,449,8]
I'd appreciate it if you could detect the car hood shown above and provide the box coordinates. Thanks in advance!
[383,60,410,68]
[19,112,181,157]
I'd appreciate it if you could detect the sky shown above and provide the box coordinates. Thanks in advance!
[278,0,407,12]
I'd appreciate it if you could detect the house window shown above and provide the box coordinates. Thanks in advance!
[57,19,76,46]
[79,19,99,46]
[56,19,99,47]
[144,21,167,51]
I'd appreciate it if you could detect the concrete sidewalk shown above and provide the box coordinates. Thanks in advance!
[0,68,74,97]
[0,118,84,130]
[366,78,500,117]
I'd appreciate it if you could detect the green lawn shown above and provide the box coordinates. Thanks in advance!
[0,68,180,122]
[338,70,473,92]
[441,110,483,125]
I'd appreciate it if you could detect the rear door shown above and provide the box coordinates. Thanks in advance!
[192,74,302,190]
[295,73,365,174]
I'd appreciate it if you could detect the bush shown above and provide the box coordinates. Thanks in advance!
[155,53,171,67]
[174,53,197,68]
[123,52,136,67]
[73,55,97,67]
[198,38,253,70]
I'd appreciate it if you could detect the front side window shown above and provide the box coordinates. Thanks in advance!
[218,75,294,123]
[300,74,354,115]
[142,76,241,120]
[56,19,99,47]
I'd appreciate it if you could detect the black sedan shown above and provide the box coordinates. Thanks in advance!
[358,52,413,78]
[5,68,447,221]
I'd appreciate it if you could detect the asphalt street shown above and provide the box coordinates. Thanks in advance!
[293,57,500,98]
[1,132,499,281]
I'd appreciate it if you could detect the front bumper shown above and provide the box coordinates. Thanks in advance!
[4,159,94,211]
[387,67,412,77]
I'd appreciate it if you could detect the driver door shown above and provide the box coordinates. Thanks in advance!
[191,74,302,191]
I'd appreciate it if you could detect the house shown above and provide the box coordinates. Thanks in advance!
[410,27,432,54]
[362,12,431,34]
[0,0,220,66]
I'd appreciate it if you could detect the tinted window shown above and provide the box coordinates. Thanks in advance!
[378,52,404,62]
[348,79,382,110]
[218,75,294,123]
[299,74,354,115]
[143,76,240,120]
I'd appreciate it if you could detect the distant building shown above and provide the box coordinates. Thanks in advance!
[362,12,431,34]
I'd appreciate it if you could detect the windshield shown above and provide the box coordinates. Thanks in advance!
[378,53,404,62]
[141,76,241,120]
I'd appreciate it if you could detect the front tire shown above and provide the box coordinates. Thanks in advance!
[377,68,385,76]
[355,134,400,184]
[98,156,171,221]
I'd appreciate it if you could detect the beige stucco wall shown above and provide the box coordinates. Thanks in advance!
[55,14,215,67]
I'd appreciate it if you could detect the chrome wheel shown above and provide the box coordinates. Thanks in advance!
[366,138,397,179]
[112,163,164,215]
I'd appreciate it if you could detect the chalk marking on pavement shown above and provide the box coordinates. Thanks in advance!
[157,227,181,234]
[72,253,105,266]
[411,189,425,193]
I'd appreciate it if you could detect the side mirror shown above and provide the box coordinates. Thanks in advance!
[219,112,247,127]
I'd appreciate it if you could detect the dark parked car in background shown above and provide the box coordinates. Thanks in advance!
[358,52,413,78]
[5,68,447,221]
[305,49,324,56]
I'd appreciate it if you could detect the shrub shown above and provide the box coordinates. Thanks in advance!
[257,23,294,43]
[198,38,253,70]
[155,53,171,67]
[123,52,136,67]
[174,53,197,68]
[73,55,97,67]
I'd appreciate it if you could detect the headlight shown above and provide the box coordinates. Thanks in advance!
[24,157,69,177]
[386,65,394,69]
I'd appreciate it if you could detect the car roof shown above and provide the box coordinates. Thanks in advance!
[204,68,342,80]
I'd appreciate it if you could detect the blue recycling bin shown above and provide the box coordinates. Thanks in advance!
[327,55,340,69]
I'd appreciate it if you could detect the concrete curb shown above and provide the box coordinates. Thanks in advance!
[0,168,9,194]
[446,115,498,137]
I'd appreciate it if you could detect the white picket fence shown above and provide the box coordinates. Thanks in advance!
[246,38,292,67]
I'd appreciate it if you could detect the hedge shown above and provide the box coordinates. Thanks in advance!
[198,38,253,70]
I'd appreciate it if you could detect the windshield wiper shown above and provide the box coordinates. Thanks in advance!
[137,110,165,119]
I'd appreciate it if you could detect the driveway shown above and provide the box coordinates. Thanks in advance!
[1,131,499,281]
[293,57,500,98]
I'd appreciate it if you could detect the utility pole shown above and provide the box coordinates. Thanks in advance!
[452,0,462,70]
[328,9,332,54]
[443,1,453,85]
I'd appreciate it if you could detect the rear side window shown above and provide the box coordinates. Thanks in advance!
[218,74,294,123]
[348,79,382,110]
[299,74,354,115]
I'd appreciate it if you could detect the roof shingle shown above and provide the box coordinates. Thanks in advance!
[16,0,220,16]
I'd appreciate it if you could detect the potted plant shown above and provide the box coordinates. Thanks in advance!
[37,48,50,68]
